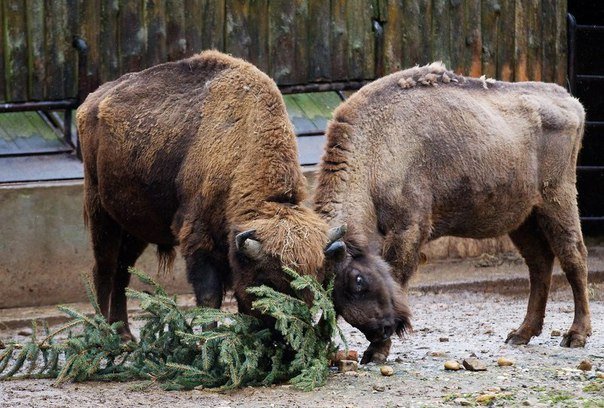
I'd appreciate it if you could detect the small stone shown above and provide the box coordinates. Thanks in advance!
[454,398,472,406]
[380,365,394,376]
[476,394,496,404]
[439,337,449,342]
[550,329,561,337]
[596,371,604,379]
[577,359,593,371]
[17,329,32,336]
[372,384,385,392]
[486,387,501,393]
[522,398,538,406]
[444,360,462,371]
[463,357,487,371]
[0,339,4,349]
[497,357,514,367]
[429,351,446,357]
[331,349,359,364]
[338,359,358,373]
[344,370,359,377]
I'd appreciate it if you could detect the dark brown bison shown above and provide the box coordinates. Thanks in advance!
[77,50,344,338]
[314,62,591,363]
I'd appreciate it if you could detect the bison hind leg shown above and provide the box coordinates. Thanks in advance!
[536,195,591,348]
[506,212,555,346]
[109,233,148,341]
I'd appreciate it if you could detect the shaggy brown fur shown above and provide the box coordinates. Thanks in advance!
[77,50,337,337]
[315,62,590,363]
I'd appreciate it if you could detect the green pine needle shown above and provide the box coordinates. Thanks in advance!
[0,267,343,391]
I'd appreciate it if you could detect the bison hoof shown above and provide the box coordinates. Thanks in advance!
[118,330,136,343]
[560,332,586,348]
[360,351,388,365]
[505,331,530,346]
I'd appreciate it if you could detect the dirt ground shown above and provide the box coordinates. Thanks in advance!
[1,279,603,408]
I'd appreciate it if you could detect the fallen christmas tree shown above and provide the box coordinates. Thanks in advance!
[0,267,345,391]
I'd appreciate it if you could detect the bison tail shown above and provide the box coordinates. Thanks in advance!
[157,244,176,275]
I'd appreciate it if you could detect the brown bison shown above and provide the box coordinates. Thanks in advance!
[315,62,591,363]
[77,50,344,338]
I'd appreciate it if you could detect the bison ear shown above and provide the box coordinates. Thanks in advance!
[327,224,347,243]
[235,229,263,260]
[325,240,347,261]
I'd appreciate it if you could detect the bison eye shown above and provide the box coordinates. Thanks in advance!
[354,275,365,293]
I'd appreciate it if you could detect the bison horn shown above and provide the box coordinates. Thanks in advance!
[235,229,263,260]
[327,224,347,243]
[324,240,346,260]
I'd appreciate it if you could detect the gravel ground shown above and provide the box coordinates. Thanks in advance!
[1,282,602,408]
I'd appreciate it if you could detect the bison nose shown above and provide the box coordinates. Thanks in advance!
[382,324,394,339]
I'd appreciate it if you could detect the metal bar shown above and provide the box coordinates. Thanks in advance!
[577,74,604,81]
[575,24,604,32]
[296,131,326,137]
[586,121,604,126]
[577,166,604,171]
[279,80,371,95]
[580,217,604,221]
[0,148,73,159]
[0,99,77,113]
[567,13,577,94]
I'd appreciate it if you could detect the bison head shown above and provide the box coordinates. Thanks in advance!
[327,237,411,344]
[228,204,347,319]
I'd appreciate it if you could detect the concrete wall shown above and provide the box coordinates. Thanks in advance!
[0,173,514,309]
[0,181,188,309]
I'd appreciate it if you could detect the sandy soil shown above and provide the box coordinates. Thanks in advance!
[1,283,603,408]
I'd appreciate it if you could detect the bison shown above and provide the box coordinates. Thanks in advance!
[77,50,344,339]
[314,62,591,363]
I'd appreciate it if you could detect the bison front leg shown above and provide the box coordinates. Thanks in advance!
[186,250,224,310]
[506,214,555,345]
[360,338,392,364]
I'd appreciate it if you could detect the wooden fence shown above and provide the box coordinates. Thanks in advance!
[0,0,567,103]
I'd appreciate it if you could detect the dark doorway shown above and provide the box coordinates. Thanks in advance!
[568,0,604,235]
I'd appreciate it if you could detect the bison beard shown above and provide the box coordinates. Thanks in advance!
[77,50,344,338]
[315,62,591,363]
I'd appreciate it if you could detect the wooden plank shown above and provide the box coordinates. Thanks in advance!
[432,0,451,67]
[200,0,225,51]
[540,0,556,82]
[527,0,542,81]
[166,0,186,61]
[309,91,344,114]
[382,0,404,74]
[0,2,5,102]
[45,1,68,99]
[293,0,309,84]
[331,0,349,81]
[26,0,46,101]
[346,0,374,80]
[185,0,202,55]
[145,0,167,67]
[464,0,482,76]
[99,0,120,82]
[4,0,28,101]
[119,1,144,73]
[64,0,79,97]
[496,0,515,81]
[225,0,269,72]
[283,95,319,134]
[308,0,331,81]
[554,0,567,85]
[449,0,464,73]
[417,0,432,66]
[514,0,529,81]
[402,0,422,67]
[481,0,499,78]
[77,0,101,91]
[269,1,296,84]
[292,93,330,130]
